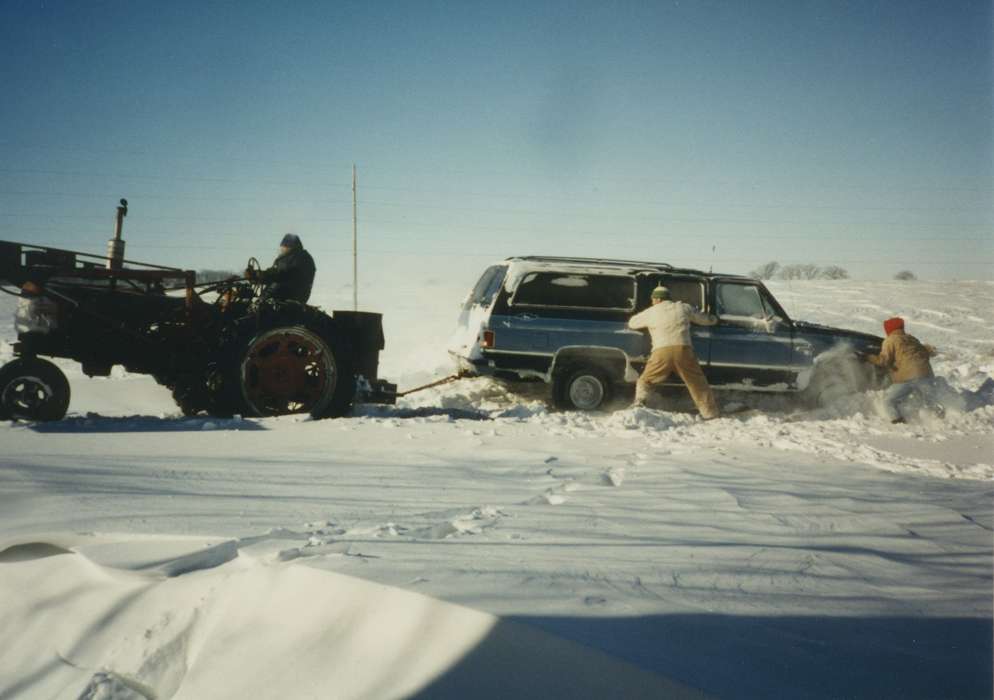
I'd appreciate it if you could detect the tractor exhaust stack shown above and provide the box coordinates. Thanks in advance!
[106,198,128,270]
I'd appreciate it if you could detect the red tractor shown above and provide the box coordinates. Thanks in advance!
[0,200,395,421]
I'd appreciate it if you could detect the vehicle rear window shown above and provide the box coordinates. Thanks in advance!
[511,272,635,311]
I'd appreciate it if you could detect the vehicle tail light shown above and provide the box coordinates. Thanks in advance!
[482,330,495,348]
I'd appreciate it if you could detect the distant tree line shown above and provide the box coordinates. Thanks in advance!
[749,261,849,281]
[197,269,239,283]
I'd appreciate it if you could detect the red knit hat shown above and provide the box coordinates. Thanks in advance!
[883,317,904,335]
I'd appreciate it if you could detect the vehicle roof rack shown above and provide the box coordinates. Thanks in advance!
[503,255,759,280]
[507,255,674,271]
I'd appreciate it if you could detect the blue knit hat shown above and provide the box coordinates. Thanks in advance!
[280,233,302,248]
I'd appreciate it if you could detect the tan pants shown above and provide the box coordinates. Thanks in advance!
[636,345,719,419]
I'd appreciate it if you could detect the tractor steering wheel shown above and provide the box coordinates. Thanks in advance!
[246,257,264,298]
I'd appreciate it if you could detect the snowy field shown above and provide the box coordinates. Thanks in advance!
[1,274,992,699]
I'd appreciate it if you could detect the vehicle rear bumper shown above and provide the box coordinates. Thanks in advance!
[449,351,552,383]
[450,351,494,376]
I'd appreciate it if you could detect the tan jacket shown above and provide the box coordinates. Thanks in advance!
[867,330,935,383]
[628,301,716,351]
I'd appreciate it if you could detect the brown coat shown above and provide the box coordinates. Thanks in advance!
[867,330,935,383]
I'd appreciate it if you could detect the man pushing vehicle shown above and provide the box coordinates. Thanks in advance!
[862,316,994,422]
[628,285,720,419]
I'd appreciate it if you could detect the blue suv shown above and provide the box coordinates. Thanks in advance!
[449,256,884,411]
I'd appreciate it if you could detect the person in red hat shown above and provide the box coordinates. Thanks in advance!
[864,317,939,422]
[867,317,934,382]
[867,317,994,421]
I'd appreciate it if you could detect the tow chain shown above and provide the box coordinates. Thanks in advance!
[394,372,469,398]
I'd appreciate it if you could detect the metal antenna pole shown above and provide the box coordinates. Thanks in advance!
[352,163,358,311]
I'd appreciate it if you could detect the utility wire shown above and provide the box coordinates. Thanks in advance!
[10,225,986,244]
[6,142,990,194]
[0,190,352,204]
[0,168,350,189]
[105,243,994,264]
[2,180,989,214]
[2,206,988,229]
[360,184,993,213]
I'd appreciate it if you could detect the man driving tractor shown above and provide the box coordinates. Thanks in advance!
[245,233,316,304]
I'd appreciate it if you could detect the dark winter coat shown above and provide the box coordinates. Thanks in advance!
[259,246,316,304]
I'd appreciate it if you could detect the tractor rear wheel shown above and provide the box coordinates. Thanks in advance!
[0,357,71,422]
[238,325,353,418]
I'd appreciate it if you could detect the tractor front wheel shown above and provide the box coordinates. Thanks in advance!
[0,357,71,422]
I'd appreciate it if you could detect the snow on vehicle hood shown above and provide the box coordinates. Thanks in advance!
[792,319,883,347]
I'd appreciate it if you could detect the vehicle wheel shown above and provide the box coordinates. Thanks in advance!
[554,366,613,412]
[171,384,205,417]
[0,358,71,422]
[238,325,353,418]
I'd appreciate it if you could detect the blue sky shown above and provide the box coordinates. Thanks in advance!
[1,0,991,283]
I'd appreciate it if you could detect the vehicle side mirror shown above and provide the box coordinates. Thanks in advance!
[763,315,786,332]
[718,314,782,333]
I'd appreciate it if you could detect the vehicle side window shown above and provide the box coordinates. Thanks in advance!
[716,283,766,318]
[464,265,507,309]
[511,272,635,311]
[478,265,506,306]
[664,279,704,309]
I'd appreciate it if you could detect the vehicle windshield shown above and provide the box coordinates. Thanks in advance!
[716,283,772,319]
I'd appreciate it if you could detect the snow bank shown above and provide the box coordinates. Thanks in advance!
[0,534,703,700]
[1,280,992,699]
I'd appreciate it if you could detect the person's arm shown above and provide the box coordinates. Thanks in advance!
[689,308,718,326]
[866,337,894,368]
[245,261,286,283]
[258,256,296,284]
[628,308,650,330]
[257,265,285,284]
[924,343,937,357]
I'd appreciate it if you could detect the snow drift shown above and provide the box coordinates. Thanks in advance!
[1,279,992,698]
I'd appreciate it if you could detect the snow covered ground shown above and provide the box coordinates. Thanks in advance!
[1,276,992,699]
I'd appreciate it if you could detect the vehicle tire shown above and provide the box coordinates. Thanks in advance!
[237,325,353,418]
[0,357,71,422]
[171,384,205,417]
[554,366,613,412]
